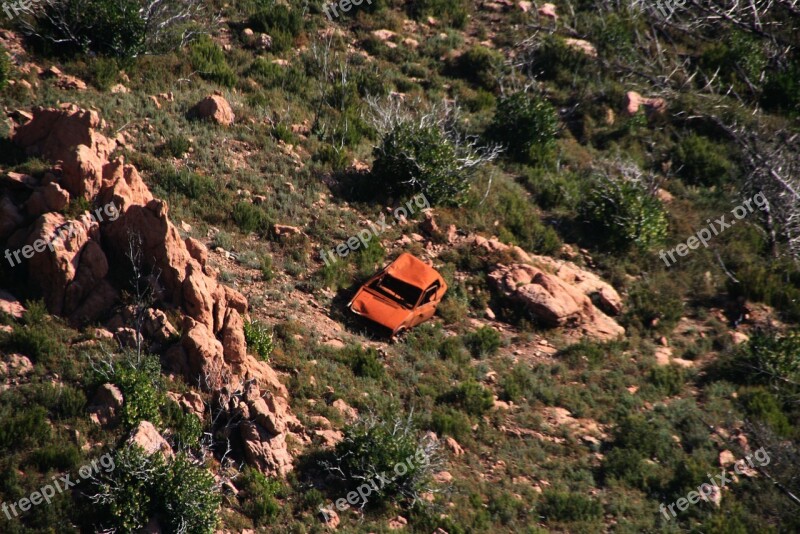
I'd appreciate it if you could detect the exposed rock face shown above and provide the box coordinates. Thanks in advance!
[4,104,301,476]
[128,421,174,458]
[625,91,667,117]
[468,235,624,341]
[190,95,235,126]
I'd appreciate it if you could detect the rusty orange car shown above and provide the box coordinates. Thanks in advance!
[348,253,448,337]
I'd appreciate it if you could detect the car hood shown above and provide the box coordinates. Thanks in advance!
[349,289,411,331]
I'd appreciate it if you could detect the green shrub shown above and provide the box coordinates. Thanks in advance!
[244,320,274,361]
[93,446,220,533]
[493,190,562,255]
[89,57,120,91]
[162,401,203,449]
[260,254,274,281]
[238,467,281,526]
[0,405,51,452]
[451,46,503,90]
[438,381,494,416]
[429,407,472,441]
[738,387,793,437]
[761,62,800,115]
[249,1,303,52]
[648,365,685,396]
[232,201,272,235]
[582,174,668,250]
[487,92,559,163]
[409,0,468,27]
[499,365,535,402]
[673,134,734,187]
[463,326,501,358]
[110,355,165,429]
[347,346,385,379]
[162,135,191,158]
[539,490,603,522]
[189,36,236,87]
[438,336,469,362]
[4,322,66,365]
[326,415,437,505]
[0,51,12,90]
[32,0,146,57]
[372,121,468,206]
[623,276,683,332]
[156,167,215,199]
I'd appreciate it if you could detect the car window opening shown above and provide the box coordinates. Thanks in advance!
[369,274,423,309]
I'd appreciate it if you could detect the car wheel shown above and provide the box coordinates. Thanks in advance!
[390,327,407,343]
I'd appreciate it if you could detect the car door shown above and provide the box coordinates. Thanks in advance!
[411,283,440,327]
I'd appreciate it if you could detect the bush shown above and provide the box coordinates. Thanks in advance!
[238,467,281,526]
[260,254,274,281]
[156,167,214,199]
[325,415,438,505]
[93,446,220,533]
[539,490,603,522]
[0,51,12,90]
[162,135,191,158]
[451,46,503,90]
[109,355,165,429]
[582,174,668,250]
[32,0,146,57]
[738,387,793,437]
[348,346,385,379]
[189,36,236,87]
[232,201,272,235]
[244,320,274,361]
[437,381,494,416]
[673,134,734,187]
[761,62,800,115]
[409,0,468,27]
[649,365,685,396]
[487,93,559,163]
[463,326,501,358]
[89,57,120,91]
[249,1,303,52]
[372,121,467,206]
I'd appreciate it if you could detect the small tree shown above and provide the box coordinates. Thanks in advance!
[369,97,502,206]
[487,92,559,163]
[581,162,668,251]
[22,0,209,58]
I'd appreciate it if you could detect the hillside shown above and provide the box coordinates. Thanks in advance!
[1,0,800,532]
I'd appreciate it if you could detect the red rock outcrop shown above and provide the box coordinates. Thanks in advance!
[3,104,301,476]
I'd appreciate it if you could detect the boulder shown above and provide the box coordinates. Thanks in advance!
[88,383,124,426]
[128,421,173,458]
[190,95,234,126]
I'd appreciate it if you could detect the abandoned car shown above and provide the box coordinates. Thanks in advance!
[348,253,448,336]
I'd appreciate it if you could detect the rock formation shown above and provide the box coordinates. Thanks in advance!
[2,104,300,476]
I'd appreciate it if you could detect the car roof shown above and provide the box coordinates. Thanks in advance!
[383,253,442,290]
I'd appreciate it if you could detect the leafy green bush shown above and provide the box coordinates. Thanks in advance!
[0,405,51,452]
[463,326,501,358]
[487,92,559,163]
[32,0,146,57]
[623,275,683,332]
[410,0,468,27]
[93,446,220,533]
[190,36,237,87]
[249,1,303,52]
[761,62,800,115]
[437,381,494,416]
[260,254,274,281]
[325,415,437,505]
[162,135,191,158]
[89,57,120,91]
[372,121,467,206]
[347,346,385,379]
[648,365,685,396]
[582,173,668,250]
[233,201,272,235]
[238,467,281,526]
[0,51,12,90]
[738,387,793,437]
[244,320,274,361]
[109,355,165,429]
[451,46,503,90]
[156,167,215,199]
[429,407,472,441]
[539,490,603,522]
[673,134,734,187]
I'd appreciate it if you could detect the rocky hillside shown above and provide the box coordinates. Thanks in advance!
[1,0,799,532]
